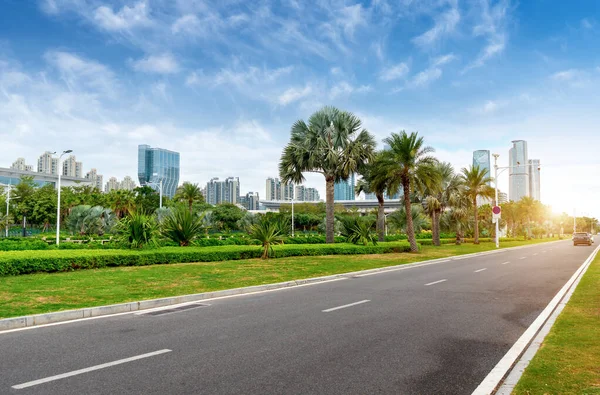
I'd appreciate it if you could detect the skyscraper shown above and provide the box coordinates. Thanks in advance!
[509,140,529,202]
[529,159,541,201]
[138,144,180,198]
[85,168,103,191]
[245,192,260,210]
[334,174,355,201]
[120,176,136,191]
[62,155,83,178]
[473,150,491,183]
[37,151,58,175]
[265,177,281,201]
[105,177,119,193]
[205,177,241,205]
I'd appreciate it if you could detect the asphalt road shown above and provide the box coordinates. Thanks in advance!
[1,240,595,395]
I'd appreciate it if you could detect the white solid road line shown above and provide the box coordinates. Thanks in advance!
[322,300,370,313]
[501,261,510,265]
[424,279,447,286]
[12,349,172,389]
[474,268,487,273]
[519,257,527,260]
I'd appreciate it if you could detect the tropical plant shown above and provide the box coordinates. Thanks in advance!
[339,216,377,246]
[211,203,245,231]
[460,165,494,244]
[250,218,283,259]
[378,131,439,252]
[175,182,204,214]
[161,205,206,246]
[66,205,117,236]
[356,151,389,242]
[388,204,429,235]
[118,210,159,248]
[107,190,136,219]
[279,106,376,243]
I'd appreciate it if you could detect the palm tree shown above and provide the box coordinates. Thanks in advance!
[250,219,283,259]
[107,190,136,219]
[175,182,203,214]
[355,152,389,242]
[161,205,206,246]
[518,196,540,239]
[460,165,494,244]
[388,204,429,235]
[379,131,438,252]
[279,106,376,243]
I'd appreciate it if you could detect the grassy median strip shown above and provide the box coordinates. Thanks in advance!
[513,252,600,395]
[0,239,557,319]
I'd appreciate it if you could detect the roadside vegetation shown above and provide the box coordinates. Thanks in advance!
[0,239,558,319]
[513,252,600,395]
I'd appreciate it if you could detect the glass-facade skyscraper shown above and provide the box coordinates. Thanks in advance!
[529,159,541,201]
[472,150,491,183]
[138,144,180,198]
[509,140,529,202]
[334,174,355,201]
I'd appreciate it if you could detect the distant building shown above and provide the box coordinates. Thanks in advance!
[334,174,355,201]
[206,177,240,205]
[509,140,529,202]
[305,187,320,202]
[137,144,180,198]
[37,151,59,175]
[473,150,491,183]
[245,192,260,210]
[498,192,508,204]
[85,168,103,191]
[11,158,33,172]
[529,159,541,201]
[120,176,136,191]
[265,177,294,201]
[62,155,83,178]
[105,177,119,193]
[0,167,91,188]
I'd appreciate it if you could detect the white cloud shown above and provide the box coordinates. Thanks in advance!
[432,53,457,67]
[93,1,153,31]
[330,81,372,99]
[278,85,312,106]
[581,18,594,29]
[187,65,293,88]
[379,63,409,81]
[409,68,442,87]
[337,4,367,38]
[44,50,117,95]
[171,14,201,35]
[464,0,510,72]
[130,53,180,74]
[412,7,460,48]
[330,67,342,75]
[551,69,582,81]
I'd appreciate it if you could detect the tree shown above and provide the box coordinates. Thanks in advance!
[211,203,245,231]
[30,184,57,231]
[250,218,283,259]
[279,106,376,243]
[378,131,438,252]
[175,182,204,214]
[106,190,136,219]
[460,165,494,244]
[161,205,206,246]
[425,162,461,246]
[517,196,543,239]
[355,152,389,242]
[66,205,116,236]
[388,204,429,235]
[133,186,160,214]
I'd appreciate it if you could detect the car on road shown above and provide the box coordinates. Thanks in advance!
[573,232,593,246]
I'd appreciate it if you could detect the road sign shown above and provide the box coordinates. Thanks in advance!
[492,206,501,220]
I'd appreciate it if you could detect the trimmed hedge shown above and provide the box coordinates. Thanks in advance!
[0,239,50,251]
[0,242,414,276]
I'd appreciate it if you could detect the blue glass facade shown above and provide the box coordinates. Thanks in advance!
[138,144,180,198]
[334,174,356,201]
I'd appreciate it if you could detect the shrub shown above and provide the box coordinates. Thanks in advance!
[0,239,50,251]
[117,211,159,248]
[0,242,414,276]
[249,219,283,259]
[339,216,377,246]
[161,206,205,246]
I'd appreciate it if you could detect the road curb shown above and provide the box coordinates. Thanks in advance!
[472,243,600,395]
[0,239,565,332]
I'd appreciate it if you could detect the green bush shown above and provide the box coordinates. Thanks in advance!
[0,239,50,251]
[0,242,414,276]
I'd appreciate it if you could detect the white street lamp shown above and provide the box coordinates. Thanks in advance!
[56,150,73,245]
[148,179,164,208]
[285,191,295,237]
[1,183,12,237]
[492,154,540,248]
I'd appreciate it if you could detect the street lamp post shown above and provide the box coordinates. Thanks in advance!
[148,178,163,209]
[285,192,294,237]
[2,183,11,237]
[56,150,73,245]
[492,154,538,248]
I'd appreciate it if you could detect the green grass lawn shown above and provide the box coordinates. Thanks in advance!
[513,251,600,395]
[0,238,558,319]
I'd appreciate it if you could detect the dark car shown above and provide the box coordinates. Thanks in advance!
[573,232,592,246]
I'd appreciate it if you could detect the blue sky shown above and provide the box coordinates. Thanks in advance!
[1,0,599,217]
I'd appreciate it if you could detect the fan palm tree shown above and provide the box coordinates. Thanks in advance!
[175,182,203,214]
[388,204,429,235]
[355,152,389,242]
[378,131,439,252]
[107,190,136,219]
[460,165,495,244]
[517,196,540,239]
[279,106,376,243]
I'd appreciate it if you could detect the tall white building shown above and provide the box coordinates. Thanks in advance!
[294,185,320,202]
[62,155,83,178]
[105,177,119,193]
[528,159,541,201]
[37,151,59,175]
[85,168,103,191]
[120,176,136,191]
[206,177,240,205]
[11,158,33,172]
[509,140,529,202]
[245,192,260,210]
[265,177,293,201]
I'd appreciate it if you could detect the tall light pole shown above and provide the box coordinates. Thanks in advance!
[148,179,163,208]
[2,183,11,237]
[285,188,294,237]
[56,150,73,245]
